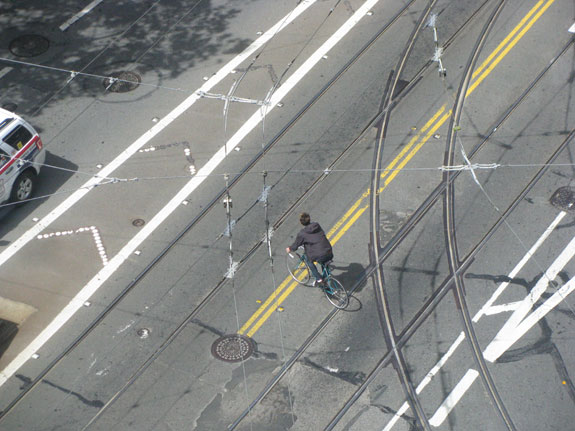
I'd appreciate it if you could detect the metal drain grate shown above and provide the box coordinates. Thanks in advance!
[211,334,255,362]
[103,71,141,93]
[550,187,575,212]
[9,34,50,57]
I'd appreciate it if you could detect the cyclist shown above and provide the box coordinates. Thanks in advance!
[286,212,333,285]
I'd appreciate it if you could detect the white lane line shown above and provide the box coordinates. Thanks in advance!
[382,333,466,431]
[59,0,105,31]
[473,211,566,322]
[0,0,316,270]
[428,369,479,427]
[383,211,566,430]
[0,67,13,79]
[483,230,575,361]
[0,0,379,386]
[569,22,575,33]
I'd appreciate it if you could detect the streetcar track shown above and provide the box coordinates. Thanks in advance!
[0,0,562,428]
[80,0,497,427]
[0,0,422,423]
[368,1,439,429]
[328,25,575,431]
[442,1,516,428]
[90,1,570,429]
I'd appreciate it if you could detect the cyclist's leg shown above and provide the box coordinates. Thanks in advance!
[303,254,323,281]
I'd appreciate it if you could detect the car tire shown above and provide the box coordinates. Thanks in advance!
[10,170,36,203]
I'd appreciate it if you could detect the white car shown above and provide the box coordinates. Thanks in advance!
[0,107,45,204]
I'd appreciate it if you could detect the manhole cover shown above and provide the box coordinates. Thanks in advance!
[103,71,141,93]
[9,34,50,57]
[132,218,145,227]
[211,334,255,362]
[550,187,575,211]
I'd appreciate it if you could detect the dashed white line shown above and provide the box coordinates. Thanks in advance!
[0,67,13,79]
[428,369,479,427]
[59,0,105,31]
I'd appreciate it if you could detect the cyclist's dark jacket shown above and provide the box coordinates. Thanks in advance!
[290,222,333,261]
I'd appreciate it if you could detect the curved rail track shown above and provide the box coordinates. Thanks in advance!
[2,1,571,430]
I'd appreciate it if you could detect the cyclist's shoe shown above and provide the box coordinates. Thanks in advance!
[313,279,324,287]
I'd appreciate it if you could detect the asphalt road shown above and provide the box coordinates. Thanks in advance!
[0,0,574,430]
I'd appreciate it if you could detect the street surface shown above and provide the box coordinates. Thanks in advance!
[0,0,573,430]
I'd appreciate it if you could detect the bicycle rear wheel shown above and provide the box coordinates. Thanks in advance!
[323,277,348,309]
[286,252,313,286]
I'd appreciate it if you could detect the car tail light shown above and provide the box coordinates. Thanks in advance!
[35,137,43,150]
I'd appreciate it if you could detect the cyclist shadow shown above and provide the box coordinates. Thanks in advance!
[330,262,366,312]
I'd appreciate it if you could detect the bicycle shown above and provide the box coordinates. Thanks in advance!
[286,249,349,309]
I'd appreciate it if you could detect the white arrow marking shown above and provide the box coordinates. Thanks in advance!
[36,226,108,266]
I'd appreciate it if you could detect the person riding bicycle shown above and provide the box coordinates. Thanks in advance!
[286,212,333,285]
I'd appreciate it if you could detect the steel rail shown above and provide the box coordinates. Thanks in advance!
[0,0,519,425]
[0,0,419,420]
[327,34,575,431]
[441,1,517,429]
[367,1,439,430]
[0,0,427,426]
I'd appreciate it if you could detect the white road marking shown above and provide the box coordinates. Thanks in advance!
[0,67,13,79]
[0,0,380,386]
[429,369,479,427]
[383,211,567,430]
[483,229,575,361]
[36,226,108,266]
[482,301,521,315]
[0,0,316,270]
[382,333,466,431]
[569,22,575,33]
[59,0,105,31]
[473,211,566,321]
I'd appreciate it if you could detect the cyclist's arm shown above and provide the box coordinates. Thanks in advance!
[287,232,305,252]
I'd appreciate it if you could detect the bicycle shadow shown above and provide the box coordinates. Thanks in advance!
[330,262,367,312]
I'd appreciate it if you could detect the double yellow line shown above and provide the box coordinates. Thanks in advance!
[238,0,555,338]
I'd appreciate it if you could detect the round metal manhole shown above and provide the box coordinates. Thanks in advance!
[9,34,50,57]
[550,187,575,212]
[103,71,141,93]
[132,218,145,227]
[211,334,255,363]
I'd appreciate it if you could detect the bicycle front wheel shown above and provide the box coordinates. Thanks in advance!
[324,277,348,309]
[286,252,313,286]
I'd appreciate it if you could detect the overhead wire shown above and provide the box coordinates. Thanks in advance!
[5,157,575,211]
[430,7,575,322]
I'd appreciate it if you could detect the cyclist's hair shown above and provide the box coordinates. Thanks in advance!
[300,212,311,226]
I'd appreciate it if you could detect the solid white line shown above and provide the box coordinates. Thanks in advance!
[0,0,316,270]
[428,369,479,427]
[0,0,318,386]
[59,0,105,31]
[0,0,379,386]
[569,22,575,33]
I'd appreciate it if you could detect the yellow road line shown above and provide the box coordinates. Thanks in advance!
[472,0,544,79]
[239,0,553,338]
[468,0,555,96]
